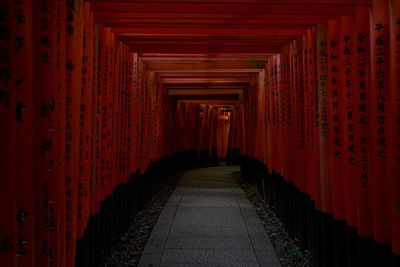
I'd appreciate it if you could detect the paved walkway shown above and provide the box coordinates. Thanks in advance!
[139,166,281,266]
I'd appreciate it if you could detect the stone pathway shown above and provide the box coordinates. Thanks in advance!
[139,166,281,266]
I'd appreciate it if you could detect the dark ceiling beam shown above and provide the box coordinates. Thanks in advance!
[102,23,312,29]
[165,85,244,88]
[125,40,289,46]
[129,44,283,53]
[140,54,272,61]
[176,100,239,106]
[164,82,251,86]
[120,35,300,41]
[113,27,307,35]
[93,12,339,20]
[97,18,327,25]
[161,77,253,82]
[90,0,370,5]
[168,89,242,95]
[144,61,267,71]
[90,2,359,15]
[157,73,258,78]
[155,69,262,73]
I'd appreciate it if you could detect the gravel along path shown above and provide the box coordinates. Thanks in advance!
[103,169,186,267]
[103,167,310,267]
[233,171,311,267]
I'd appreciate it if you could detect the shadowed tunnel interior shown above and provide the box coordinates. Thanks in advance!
[1,0,400,266]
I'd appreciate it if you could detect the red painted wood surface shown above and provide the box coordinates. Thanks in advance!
[13,0,34,266]
[0,1,17,266]
[327,19,345,220]
[371,0,392,245]
[354,5,373,239]
[317,24,332,214]
[2,1,400,266]
[391,0,400,256]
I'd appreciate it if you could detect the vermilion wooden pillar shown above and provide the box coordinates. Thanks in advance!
[56,1,67,265]
[391,0,400,258]
[317,24,332,215]
[354,5,374,241]
[291,40,300,188]
[64,1,83,266]
[312,26,322,212]
[289,42,296,183]
[296,37,306,192]
[371,0,392,246]
[289,42,296,184]
[261,68,268,165]
[339,15,358,228]
[78,2,94,240]
[307,27,321,209]
[131,53,138,173]
[93,23,101,215]
[277,53,284,176]
[305,29,313,199]
[47,0,62,264]
[351,6,375,266]
[272,55,279,173]
[33,0,58,265]
[281,45,290,181]
[0,1,16,266]
[87,8,96,252]
[13,0,34,266]
[266,58,273,173]
[302,32,310,194]
[98,25,108,201]
[327,19,346,221]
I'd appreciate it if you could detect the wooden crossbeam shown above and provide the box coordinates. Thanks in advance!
[91,2,360,15]
[168,89,242,95]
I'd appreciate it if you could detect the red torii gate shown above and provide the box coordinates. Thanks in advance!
[1,0,400,266]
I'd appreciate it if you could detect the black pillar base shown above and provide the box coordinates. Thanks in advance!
[333,219,347,267]
[358,235,374,267]
[75,151,202,267]
[239,156,399,267]
[374,242,392,267]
